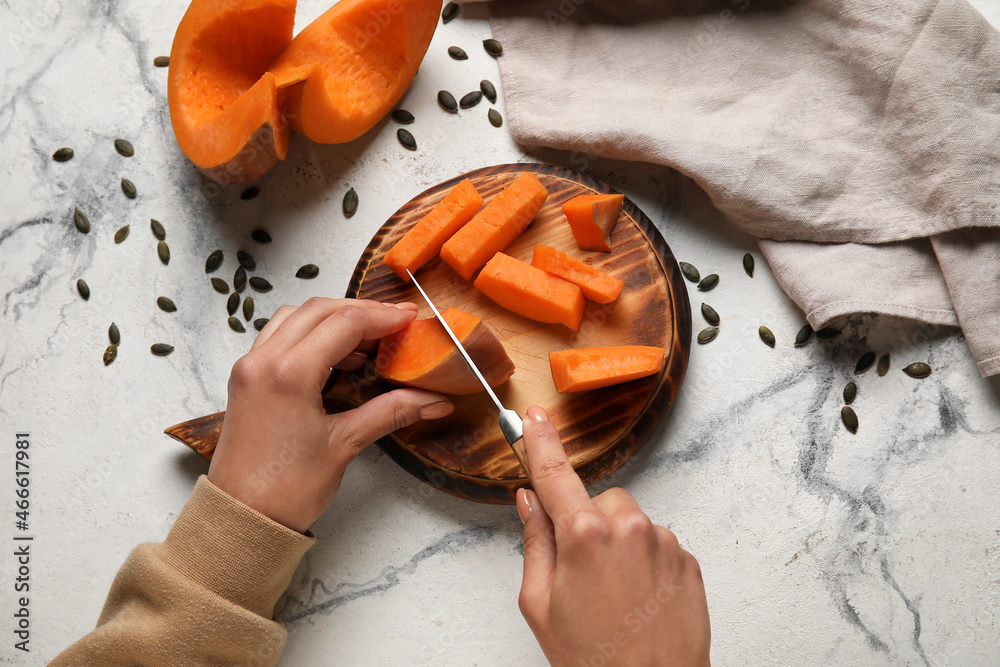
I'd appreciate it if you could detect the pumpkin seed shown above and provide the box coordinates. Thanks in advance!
[480,79,497,103]
[228,316,246,333]
[234,266,247,292]
[153,55,170,67]
[251,229,271,244]
[700,303,720,326]
[103,344,117,366]
[77,279,90,300]
[114,139,134,156]
[237,250,256,271]
[253,318,269,331]
[759,325,775,348]
[877,354,890,376]
[397,128,417,150]
[697,274,719,291]
[150,218,166,240]
[108,322,120,345]
[121,178,137,199]
[437,90,458,113]
[448,46,468,60]
[296,264,319,279]
[343,188,359,217]
[442,1,459,23]
[854,351,876,374]
[902,362,932,378]
[679,262,700,282]
[205,249,223,273]
[843,381,857,405]
[157,241,170,265]
[243,297,254,321]
[816,327,841,340]
[794,324,813,347]
[248,276,272,292]
[227,292,239,316]
[391,109,414,124]
[240,187,259,200]
[743,253,754,277]
[460,91,482,108]
[841,406,859,434]
[150,343,174,356]
[52,147,74,162]
[74,208,90,234]
[483,39,503,57]
[697,326,719,344]
[114,225,130,243]
[488,108,503,127]
[156,296,177,312]
[211,277,229,294]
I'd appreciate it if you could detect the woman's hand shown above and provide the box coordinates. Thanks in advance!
[516,406,711,667]
[208,298,454,532]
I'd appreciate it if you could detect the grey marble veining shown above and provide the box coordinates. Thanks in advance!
[2,1,1000,665]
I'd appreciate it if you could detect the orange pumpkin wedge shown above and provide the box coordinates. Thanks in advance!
[270,0,440,144]
[384,179,484,281]
[562,194,624,252]
[531,244,624,304]
[376,307,514,395]
[474,253,585,330]
[549,346,665,393]
[441,173,549,281]
[168,0,296,184]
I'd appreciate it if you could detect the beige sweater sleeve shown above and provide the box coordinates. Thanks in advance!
[51,476,315,666]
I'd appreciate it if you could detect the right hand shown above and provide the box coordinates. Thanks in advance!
[516,405,711,667]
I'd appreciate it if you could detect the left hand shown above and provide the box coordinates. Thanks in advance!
[208,298,455,532]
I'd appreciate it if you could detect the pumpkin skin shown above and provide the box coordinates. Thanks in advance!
[167,0,295,184]
[270,0,440,144]
[376,308,515,395]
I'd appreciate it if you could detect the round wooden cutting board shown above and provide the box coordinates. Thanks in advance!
[336,163,691,504]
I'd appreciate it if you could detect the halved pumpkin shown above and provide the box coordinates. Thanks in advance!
[270,0,440,144]
[376,308,515,395]
[168,0,296,184]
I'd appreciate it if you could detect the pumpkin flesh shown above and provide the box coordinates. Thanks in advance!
[562,194,624,252]
[168,0,295,183]
[549,346,665,393]
[384,178,484,281]
[531,244,624,304]
[376,308,514,395]
[441,172,549,281]
[474,252,585,331]
[270,0,440,143]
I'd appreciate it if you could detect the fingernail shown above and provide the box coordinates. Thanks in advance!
[419,401,454,420]
[516,488,532,523]
[526,405,548,422]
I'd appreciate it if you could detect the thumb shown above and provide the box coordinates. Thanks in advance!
[331,388,454,459]
[517,488,556,625]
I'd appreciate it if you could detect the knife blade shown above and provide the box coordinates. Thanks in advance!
[405,269,531,481]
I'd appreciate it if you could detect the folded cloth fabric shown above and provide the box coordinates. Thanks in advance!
[477,0,1000,375]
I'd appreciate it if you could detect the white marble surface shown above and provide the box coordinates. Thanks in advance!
[2,1,1000,665]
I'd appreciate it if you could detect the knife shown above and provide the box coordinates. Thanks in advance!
[406,269,532,482]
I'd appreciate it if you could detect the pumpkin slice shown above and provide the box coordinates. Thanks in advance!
[549,346,665,393]
[270,0,439,143]
[474,252,585,330]
[531,244,624,304]
[562,194,624,252]
[441,172,549,281]
[376,307,514,395]
[384,179,484,281]
[168,0,296,184]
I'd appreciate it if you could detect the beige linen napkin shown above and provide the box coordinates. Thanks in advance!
[478,0,1000,375]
